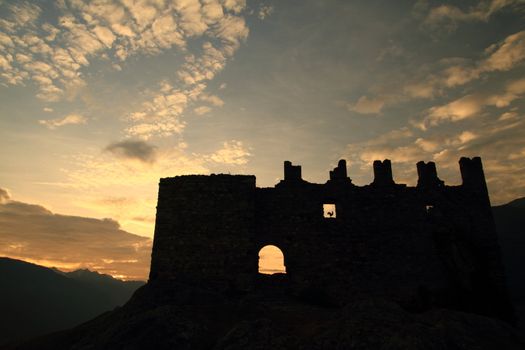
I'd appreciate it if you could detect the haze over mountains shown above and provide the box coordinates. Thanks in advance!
[0,258,144,346]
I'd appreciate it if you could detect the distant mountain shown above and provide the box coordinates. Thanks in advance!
[0,258,144,346]
[492,197,525,331]
[55,268,144,306]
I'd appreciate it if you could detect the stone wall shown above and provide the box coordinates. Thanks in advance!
[149,174,256,291]
[149,158,514,323]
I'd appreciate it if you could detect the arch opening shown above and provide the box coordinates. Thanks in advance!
[258,245,286,275]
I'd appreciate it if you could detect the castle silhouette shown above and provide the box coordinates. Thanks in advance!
[149,157,514,322]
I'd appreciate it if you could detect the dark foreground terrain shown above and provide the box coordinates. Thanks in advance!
[9,278,525,350]
[0,258,144,346]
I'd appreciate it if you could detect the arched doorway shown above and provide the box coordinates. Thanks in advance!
[258,245,286,275]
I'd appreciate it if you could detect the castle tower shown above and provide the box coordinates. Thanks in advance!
[460,157,490,203]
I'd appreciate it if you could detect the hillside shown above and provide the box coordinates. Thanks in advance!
[0,258,144,346]
[10,280,524,350]
[493,197,525,331]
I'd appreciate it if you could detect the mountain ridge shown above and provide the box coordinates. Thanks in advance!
[0,257,144,346]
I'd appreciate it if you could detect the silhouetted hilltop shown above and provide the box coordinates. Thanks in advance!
[9,280,524,350]
[0,258,144,346]
[492,197,525,331]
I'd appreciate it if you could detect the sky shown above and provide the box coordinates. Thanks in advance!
[1,0,525,280]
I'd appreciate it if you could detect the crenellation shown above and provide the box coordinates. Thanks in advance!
[329,159,351,182]
[284,160,302,182]
[372,159,395,186]
[149,157,514,323]
[417,161,444,188]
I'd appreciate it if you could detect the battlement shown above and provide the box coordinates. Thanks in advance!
[283,160,302,182]
[149,157,513,323]
[416,161,444,188]
[158,157,489,190]
[372,159,394,186]
[329,159,351,182]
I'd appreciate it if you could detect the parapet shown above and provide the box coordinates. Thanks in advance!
[280,158,490,191]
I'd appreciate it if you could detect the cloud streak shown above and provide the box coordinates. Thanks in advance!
[39,114,87,129]
[354,29,525,114]
[419,77,525,129]
[421,0,525,31]
[105,140,158,163]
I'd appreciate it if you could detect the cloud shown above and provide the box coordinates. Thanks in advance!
[362,29,525,112]
[431,30,525,89]
[221,0,247,14]
[194,106,212,115]
[347,95,385,114]
[258,5,274,20]
[207,140,251,165]
[126,38,244,139]
[200,93,224,106]
[422,30,525,94]
[0,0,249,104]
[7,2,41,26]
[0,188,151,280]
[105,140,158,163]
[424,94,484,127]
[0,188,10,204]
[125,82,188,139]
[420,77,525,129]
[481,31,525,72]
[421,0,524,31]
[39,114,87,129]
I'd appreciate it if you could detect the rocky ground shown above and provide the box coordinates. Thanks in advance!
[8,277,524,350]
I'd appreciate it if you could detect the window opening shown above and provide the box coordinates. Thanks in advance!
[323,203,336,218]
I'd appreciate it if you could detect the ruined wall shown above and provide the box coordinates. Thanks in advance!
[149,175,256,291]
[149,158,514,322]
